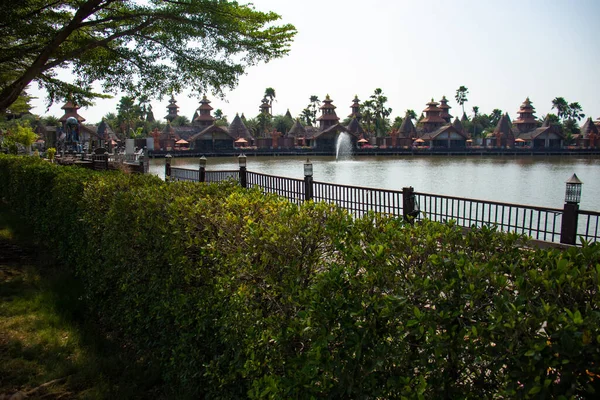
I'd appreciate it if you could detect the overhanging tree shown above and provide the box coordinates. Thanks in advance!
[0,0,296,114]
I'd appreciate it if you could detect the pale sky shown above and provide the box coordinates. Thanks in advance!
[30,0,600,125]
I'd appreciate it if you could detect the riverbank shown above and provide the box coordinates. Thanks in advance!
[148,147,600,158]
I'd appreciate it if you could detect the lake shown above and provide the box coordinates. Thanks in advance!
[149,155,600,210]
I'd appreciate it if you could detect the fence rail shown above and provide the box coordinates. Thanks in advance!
[247,171,305,205]
[313,181,404,218]
[578,210,600,243]
[413,192,564,243]
[163,163,598,245]
[205,170,239,183]
[171,167,200,182]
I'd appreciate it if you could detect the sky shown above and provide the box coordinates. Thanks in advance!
[30,0,600,125]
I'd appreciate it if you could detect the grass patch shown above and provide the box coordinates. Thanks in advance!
[0,206,165,399]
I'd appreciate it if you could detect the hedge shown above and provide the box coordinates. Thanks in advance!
[1,154,599,398]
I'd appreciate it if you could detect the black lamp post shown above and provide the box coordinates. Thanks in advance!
[238,154,247,188]
[565,173,583,204]
[199,156,207,182]
[304,158,313,201]
[560,173,583,245]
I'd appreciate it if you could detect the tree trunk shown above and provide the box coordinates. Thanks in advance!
[0,0,104,114]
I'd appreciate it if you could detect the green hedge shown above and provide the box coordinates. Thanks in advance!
[1,154,599,398]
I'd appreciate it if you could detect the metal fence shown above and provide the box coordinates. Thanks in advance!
[164,163,598,245]
[247,171,305,205]
[206,170,239,183]
[578,210,600,243]
[171,167,200,182]
[313,181,404,218]
[413,192,564,243]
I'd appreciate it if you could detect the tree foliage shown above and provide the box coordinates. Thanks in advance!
[369,88,392,137]
[0,0,296,113]
[1,122,38,153]
[455,85,469,116]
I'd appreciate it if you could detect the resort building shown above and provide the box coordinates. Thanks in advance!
[415,99,468,148]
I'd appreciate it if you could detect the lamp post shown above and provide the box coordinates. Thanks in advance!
[304,158,313,201]
[238,154,247,188]
[199,155,207,182]
[560,173,583,245]
[165,153,172,182]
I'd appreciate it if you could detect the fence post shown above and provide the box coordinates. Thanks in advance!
[560,174,583,245]
[199,156,206,183]
[304,159,313,201]
[165,154,172,182]
[560,203,579,245]
[104,151,109,170]
[238,154,247,188]
[402,186,417,224]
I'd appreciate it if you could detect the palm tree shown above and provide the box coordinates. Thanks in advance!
[300,108,312,126]
[455,86,469,116]
[551,97,568,120]
[264,87,276,114]
[489,109,502,126]
[308,95,320,126]
[370,88,392,137]
[567,102,585,122]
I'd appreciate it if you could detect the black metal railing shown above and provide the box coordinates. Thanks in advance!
[171,167,200,182]
[313,181,404,218]
[205,170,239,183]
[413,192,564,242]
[162,162,598,245]
[246,171,305,205]
[578,210,600,244]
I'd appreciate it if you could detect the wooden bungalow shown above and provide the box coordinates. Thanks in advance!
[510,99,564,148]
[312,123,356,151]
[420,125,468,148]
[189,124,235,151]
[312,95,358,150]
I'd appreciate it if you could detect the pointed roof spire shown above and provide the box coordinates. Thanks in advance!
[165,95,179,122]
[493,113,511,136]
[228,113,253,140]
[542,114,551,127]
[581,117,599,137]
[284,109,293,119]
[346,117,364,136]
[287,119,307,138]
[452,117,464,133]
[59,101,85,123]
[438,95,453,123]
[399,113,416,135]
